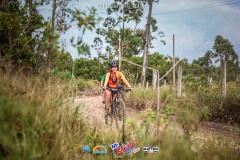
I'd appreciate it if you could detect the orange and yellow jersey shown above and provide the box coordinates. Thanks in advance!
[104,71,131,88]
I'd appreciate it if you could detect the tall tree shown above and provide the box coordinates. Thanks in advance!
[41,0,70,69]
[210,35,239,94]
[0,0,44,71]
[211,35,238,63]
[140,0,153,86]
[91,37,103,67]
[70,7,101,57]
[210,35,239,78]
[97,0,163,78]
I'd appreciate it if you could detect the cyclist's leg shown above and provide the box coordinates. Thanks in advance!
[104,90,112,125]
[102,90,105,103]
[105,89,111,109]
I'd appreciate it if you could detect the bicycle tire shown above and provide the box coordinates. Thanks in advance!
[113,99,119,129]
[113,98,126,131]
[118,98,126,124]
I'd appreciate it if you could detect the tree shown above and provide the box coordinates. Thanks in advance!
[70,7,102,57]
[192,51,214,77]
[140,0,153,86]
[53,49,72,71]
[91,37,103,67]
[210,35,239,95]
[0,0,44,71]
[41,0,71,69]
[210,35,239,80]
[74,57,105,80]
[98,0,158,57]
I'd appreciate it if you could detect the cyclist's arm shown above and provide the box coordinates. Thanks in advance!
[100,76,104,86]
[103,73,110,87]
[120,72,131,88]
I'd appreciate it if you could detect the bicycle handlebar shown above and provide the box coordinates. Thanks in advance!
[105,87,132,93]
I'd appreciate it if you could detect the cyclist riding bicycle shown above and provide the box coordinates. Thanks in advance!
[103,61,133,118]
[101,70,109,103]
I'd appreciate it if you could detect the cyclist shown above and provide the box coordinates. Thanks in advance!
[101,70,109,103]
[103,61,132,119]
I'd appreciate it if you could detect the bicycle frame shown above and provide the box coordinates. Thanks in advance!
[105,87,130,126]
[108,88,121,117]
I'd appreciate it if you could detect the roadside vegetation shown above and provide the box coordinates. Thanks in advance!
[0,0,239,159]
[1,72,239,160]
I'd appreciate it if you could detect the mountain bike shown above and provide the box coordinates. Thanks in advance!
[104,85,131,129]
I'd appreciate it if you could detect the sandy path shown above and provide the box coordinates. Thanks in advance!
[74,95,239,149]
[74,95,138,129]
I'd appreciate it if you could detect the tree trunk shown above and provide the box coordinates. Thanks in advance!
[8,31,12,51]
[47,0,57,69]
[26,0,33,37]
[98,51,101,68]
[140,0,153,86]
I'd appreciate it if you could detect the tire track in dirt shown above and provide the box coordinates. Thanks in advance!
[74,95,137,129]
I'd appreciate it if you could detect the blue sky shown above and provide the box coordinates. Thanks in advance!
[40,0,240,62]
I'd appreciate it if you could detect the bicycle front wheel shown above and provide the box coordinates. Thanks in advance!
[117,98,126,124]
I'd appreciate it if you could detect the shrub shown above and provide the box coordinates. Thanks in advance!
[0,73,88,159]
[196,86,240,124]
[124,86,172,111]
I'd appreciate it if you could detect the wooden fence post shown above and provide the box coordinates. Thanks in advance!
[221,60,226,96]
[152,70,157,90]
[164,79,167,86]
[177,65,182,98]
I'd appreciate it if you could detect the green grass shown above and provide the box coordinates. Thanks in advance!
[0,72,239,160]
[0,73,89,159]
[124,85,172,111]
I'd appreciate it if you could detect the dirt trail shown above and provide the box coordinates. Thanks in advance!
[74,96,105,125]
[75,95,239,149]
[74,95,138,129]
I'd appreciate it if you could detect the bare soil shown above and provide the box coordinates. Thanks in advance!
[75,95,240,149]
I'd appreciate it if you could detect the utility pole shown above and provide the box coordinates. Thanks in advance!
[141,0,153,86]
[173,34,176,86]
[119,34,121,71]
[119,2,125,72]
